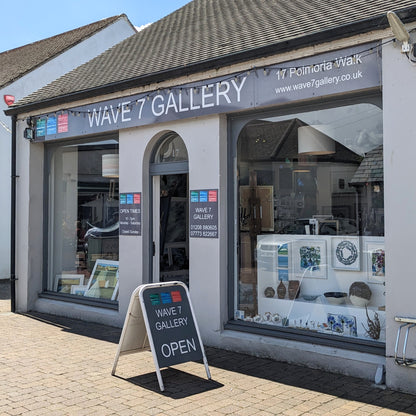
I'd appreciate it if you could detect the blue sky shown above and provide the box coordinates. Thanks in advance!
[0,0,191,53]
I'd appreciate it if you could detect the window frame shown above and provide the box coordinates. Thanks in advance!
[41,133,120,309]
[226,91,385,355]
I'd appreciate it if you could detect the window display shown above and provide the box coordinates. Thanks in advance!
[46,138,119,302]
[234,99,385,343]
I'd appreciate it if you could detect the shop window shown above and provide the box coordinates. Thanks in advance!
[234,100,385,344]
[46,138,119,303]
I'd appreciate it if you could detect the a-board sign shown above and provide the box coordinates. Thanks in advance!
[112,281,210,391]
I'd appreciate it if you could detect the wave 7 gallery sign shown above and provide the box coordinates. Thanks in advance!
[33,42,381,142]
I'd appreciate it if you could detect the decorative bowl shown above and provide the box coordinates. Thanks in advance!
[324,291,347,305]
[349,295,370,307]
[302,294,319,301]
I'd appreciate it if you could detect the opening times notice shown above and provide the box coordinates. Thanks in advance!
[120,192,141,236]
[189,189,218,238]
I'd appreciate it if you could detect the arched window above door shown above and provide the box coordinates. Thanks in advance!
[154,132,188,164]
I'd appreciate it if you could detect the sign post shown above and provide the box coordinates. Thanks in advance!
[112,281,211,391]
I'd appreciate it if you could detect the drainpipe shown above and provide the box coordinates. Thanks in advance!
[10,114,17,312]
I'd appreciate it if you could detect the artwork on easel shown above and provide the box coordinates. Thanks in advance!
[84,259,119,300]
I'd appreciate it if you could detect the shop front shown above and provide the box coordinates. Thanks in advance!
[10,32,415,390]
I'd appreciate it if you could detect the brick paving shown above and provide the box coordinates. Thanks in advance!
[0,279,416,415]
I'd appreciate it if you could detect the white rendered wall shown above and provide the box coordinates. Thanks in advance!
[383,41,416,394]
[1,17,136,282]
[117,115,227,336]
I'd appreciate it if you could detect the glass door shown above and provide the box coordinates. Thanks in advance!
[156,173,189,286]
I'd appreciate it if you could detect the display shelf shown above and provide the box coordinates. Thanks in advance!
[258,296,385,341]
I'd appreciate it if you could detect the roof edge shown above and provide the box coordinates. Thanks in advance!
[0,14,135,91]
[6,6,416,116]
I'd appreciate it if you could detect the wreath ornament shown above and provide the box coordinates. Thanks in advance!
[336,240,358,266]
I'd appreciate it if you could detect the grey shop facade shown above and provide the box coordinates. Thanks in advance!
[11,36,412,389]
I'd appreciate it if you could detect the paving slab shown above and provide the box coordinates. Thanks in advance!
[0,281,415,415]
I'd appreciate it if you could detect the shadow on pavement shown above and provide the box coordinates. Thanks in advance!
[16,311,416,412]
[21,311,122,343]
[115,368,223,398]
[205,348,416,415]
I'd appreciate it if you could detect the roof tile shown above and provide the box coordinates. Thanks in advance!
[12,0,416,107]
[0,15,131,90]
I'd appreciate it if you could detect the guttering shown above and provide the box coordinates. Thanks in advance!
[5,6,416,117]
[10,115,17,313]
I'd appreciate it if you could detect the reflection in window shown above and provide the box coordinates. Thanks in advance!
[155,132,188,163]
[235,101,385,343]
[47,139,119,302]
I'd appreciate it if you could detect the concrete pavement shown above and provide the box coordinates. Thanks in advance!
[0,279,416,415]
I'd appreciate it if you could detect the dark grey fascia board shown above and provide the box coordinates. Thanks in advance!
[5,6,416,117]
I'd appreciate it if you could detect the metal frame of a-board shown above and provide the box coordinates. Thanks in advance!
[112,281,211,391]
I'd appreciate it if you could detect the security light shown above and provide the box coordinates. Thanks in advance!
[387,11,411,53]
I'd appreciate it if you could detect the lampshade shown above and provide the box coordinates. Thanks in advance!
[102,154,119,178]
[298,125,335,155]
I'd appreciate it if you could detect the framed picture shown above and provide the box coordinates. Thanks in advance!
[84,259,119,300]
[331,236,360,271]
[54,274,84,294]
[293,239,327,279]
[70,285,88,296]
[365,240,385,284]
[327,313,357,337]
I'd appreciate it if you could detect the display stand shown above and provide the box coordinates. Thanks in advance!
[112,281,211,391]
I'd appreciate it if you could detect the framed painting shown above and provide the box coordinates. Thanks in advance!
[365,240,385,284]
[84,259,119,300]
[70,285,88,296]
[54,274,84,294]
[293,239,327,279]
[331,236,360,271]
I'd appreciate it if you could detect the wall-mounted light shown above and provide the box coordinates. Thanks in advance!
[23,128,34,141]
[23,117,35,141]
[298,125,335,155]
[387,11,412,53]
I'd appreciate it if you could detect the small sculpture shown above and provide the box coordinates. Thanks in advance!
[288,280,300,300]
[349,281,372,307]
[277,281,286,299]
[264,287,275,298]
[362,306,381,340]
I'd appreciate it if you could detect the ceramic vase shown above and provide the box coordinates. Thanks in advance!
[288,280,300,300]
[277,280,286,299]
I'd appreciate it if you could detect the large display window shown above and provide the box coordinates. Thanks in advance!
[45,137,119,303]
[233,96,385,345]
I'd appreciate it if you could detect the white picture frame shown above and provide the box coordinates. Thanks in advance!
[365,240,385,284]
[331,236,360,271]
[293,239,327,279]
[70,285,88,296]
[54,274,84,294]
[84,259,119,300]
